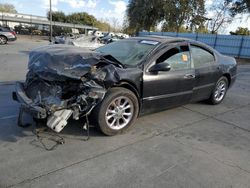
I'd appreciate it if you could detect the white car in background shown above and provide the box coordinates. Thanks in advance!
[116,33,129,39]
[54,34,104,49]
[0,27,17,45]
[93,30,104,37]
[72,35,104,49]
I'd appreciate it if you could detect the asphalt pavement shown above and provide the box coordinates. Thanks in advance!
[0,39,250,188]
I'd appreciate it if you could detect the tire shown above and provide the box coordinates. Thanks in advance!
[92,87,139,136]
[0,35,7,45]
[209,76,228,105]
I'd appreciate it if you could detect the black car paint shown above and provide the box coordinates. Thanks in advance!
[188,42,220,102]
[124,37,237,115]
[13,36,237,125]
[141,42,193,114]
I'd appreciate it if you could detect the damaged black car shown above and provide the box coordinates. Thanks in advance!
[13,36,237,136]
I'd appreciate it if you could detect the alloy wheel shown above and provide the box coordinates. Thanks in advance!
[0,36,7,45]
[105,96,134,130]
[214,80,227,102]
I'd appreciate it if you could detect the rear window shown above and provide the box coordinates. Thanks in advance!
[0,27,11,32]
[191,45,215,68]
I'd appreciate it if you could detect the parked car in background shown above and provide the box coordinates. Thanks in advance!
[101,34,120,44]
[93,30,104,37]
[0,27,17,45]
[13,36,237,136]
[72,35,104,49]
[54,34,104,49]
[14,25,30,35]
[54,34,75,44]
[100,32,129,44]
[116,33,129,39]
[32,30,42,35]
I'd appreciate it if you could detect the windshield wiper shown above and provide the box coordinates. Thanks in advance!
[101,54,125,68]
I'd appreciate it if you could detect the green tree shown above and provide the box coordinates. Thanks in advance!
[226,0,250,15]
[47,11,66,22]
[67,12,111,31]
[126,0,164,33]
[47,11,111,32]
[95,20,111,31]
[189,0,207,32]
[52,26,71,36]
[0,3,17,13]
[67,12,97,25]
[208,1,233,34]
[126,0,206,34]
[230,27,250,35]
[162,0,206,32]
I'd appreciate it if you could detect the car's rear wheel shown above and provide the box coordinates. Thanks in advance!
[93,87,139,136]
[209,76,228,104]
[0,35,7,45]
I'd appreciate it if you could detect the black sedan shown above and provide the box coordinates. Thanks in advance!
[13,36,237,135]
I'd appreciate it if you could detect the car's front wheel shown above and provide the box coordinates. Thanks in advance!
[93,87,139,136]
[0,36,7,45]
[209,76,228,104]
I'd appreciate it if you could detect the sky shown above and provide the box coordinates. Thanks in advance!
[0,0,128,26]
[0,0,249,33]
[205,0,250,34]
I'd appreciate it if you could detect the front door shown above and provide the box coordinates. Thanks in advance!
[141,43,195,115]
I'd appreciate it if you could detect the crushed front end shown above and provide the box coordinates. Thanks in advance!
[13,45,121,132]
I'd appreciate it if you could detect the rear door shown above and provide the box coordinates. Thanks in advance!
[141,42,195,114]
[190,44,221,102]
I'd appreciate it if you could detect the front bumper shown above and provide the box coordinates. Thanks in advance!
[12,82,47,119]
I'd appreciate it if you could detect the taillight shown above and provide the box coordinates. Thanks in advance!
[11,31,16,36]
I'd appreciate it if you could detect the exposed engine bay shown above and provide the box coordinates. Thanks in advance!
[14,45,131,133]
[24,76,106,132]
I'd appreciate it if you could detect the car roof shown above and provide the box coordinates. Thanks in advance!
[129,35,190,44]
[127,35,217,52]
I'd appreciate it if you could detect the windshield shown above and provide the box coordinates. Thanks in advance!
[95,39,160,66]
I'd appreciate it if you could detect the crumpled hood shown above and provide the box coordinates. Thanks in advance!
[28,45,103,80]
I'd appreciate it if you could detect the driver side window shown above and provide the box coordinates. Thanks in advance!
[156,45,191,71]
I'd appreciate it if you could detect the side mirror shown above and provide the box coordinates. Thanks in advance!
[149,62,171,73]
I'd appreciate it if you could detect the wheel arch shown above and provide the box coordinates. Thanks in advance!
[0,35,7,39]
[223,73,231,87]
[113,80,141,112]
[0,35,8,42]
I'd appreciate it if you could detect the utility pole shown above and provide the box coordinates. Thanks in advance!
[50,0,53,42]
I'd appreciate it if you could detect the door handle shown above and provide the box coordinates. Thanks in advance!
[184,74,195,79]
